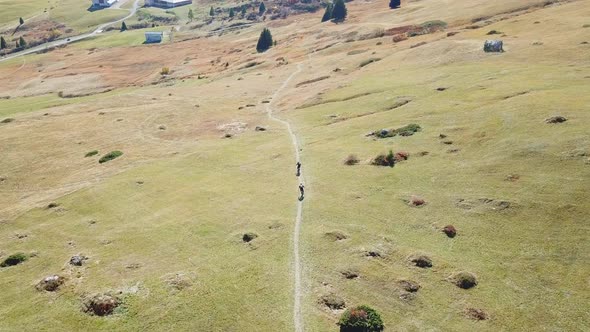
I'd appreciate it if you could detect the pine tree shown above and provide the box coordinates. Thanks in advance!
[331,0,347,22]
[15,40,19,48]
[209,7,214,16]
[0,36,6,50]
[19,36,26,48]
[229,8,235,18]
[256,28,273,53]
[259,2,266,15]
[321,3,333,22]
[241,6,247,17]
[19,17,24,25]
[120,21,127,32]
[188,9,194,21]
[389,0,400,8]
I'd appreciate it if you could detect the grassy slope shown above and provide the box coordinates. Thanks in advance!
[0,0,588,331]
[0,123,297,331]
[288,2,590,331]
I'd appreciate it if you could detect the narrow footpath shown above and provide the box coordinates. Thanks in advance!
[265,62,305,332]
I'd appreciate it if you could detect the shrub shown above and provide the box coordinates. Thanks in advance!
[375,124,421,138]
[85,150,99,157]
[242,232,258,242]
[344,154,360,165]
[443,225,457,238]
[160,67,170,75]
[359,58,381,68]
[394,151,409,161]
[371,150,395,167]
[409,254,432,268]
[256,28,273,53]
[99,151,123,164]
[409,195,425,206]
[338,305,384,332]
[1,253,28,267]
[450,271,478,289]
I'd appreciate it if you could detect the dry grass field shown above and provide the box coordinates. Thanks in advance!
[0,0,589,330]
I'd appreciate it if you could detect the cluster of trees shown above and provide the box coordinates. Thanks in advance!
[207,2,265,20]
[321,0,347,22]
[0,36,27,51]
[256,28,273,52]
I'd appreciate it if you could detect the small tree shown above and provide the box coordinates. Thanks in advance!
[256,28,273,53]
[259,2,266,15]
[338,305,384,332]
[188,9,194,21]
[18,37,26,48]
[121,21,127,32]
[15,40,19,48]
[331,0,347,22]
[321,3,333,22]
[389,0,400,8]
[0,36,6,50]
[229,8,235,18]
[19,17,24,25]
[241,6,247,17]
[209,7,214,16]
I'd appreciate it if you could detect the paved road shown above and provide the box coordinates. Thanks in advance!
[0,0,140,63]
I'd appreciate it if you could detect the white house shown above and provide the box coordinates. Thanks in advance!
[145,0,193,8]
[145,31,164,43]
[92,0,118,7]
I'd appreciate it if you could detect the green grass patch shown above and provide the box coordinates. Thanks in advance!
[85,150,99,158]
[98,151,123,164]
[0,253,28,267]
[374,123,421,138]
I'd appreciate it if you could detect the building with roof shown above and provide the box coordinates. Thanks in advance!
[92,0,118,7]
[145,31,164,44]
[145,0,193,8]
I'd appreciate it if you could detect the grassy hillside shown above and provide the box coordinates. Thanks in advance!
[0,0,588,330]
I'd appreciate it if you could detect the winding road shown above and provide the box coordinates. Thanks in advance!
[0,0,140,63]
[265,62,306,332]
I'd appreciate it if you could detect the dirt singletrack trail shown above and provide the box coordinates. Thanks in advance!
[265,61,305,332]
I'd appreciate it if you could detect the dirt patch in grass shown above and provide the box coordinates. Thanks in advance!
[343,154,360,165]
[545,116,567,124]
[465,307,489,320]
[324,231,348,241]
[320,293,346,310]
[296,76,330,88]
[36,275,65,292]
[341,269,360,279]
[409,254,432,268]
[242,232,258,242]
[163,272,194,291]
[443,225,457,238]
[398,279,420,292]
[70,255,88,266]
[456,198,512,211]
[83,293,121,316]
[449,271,478,289]
[407,195,426,207]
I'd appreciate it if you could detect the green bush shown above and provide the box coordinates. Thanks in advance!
[99,151,123,164]
[374,123,421,138]
[371,150,395,167]
[338,305,384,332]
[359,58,381,68]
[85,150,99,157]
[1,253,28,267]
